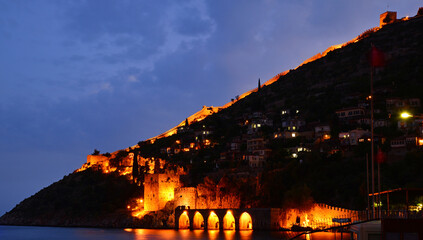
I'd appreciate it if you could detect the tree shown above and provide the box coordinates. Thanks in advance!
[132,150,139,183]
[185,118,189,127]
[92,149,100,155]
[258,78,261,91]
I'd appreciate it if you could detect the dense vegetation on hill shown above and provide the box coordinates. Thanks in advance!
[1,15,423,228]
[0,169,142,227]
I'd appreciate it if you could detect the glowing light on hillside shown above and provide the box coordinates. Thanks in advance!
[401,112,412,119]
[127,198,146,219]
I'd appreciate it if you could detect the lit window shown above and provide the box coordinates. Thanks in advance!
[292,133,296,137]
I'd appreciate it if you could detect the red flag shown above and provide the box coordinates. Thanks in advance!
[369,45,385,67]
[376,148,386,163]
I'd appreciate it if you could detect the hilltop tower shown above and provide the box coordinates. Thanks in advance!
[380,11,397,27]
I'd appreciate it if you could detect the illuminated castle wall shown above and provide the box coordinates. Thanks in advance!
[380,11,397,27]
[87,155,109,166]
[281,203,362,229]
[144,173,180,211]
[76,154,111,173]
[174,187,197,209]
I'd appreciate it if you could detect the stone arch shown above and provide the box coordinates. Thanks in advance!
[223,210,236,230]
[178,211,190,229]
[239,212,253,230]
[193,211,205,229]
[208,211,220,230]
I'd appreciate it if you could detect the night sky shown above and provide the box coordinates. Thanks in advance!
[0,1,421,215]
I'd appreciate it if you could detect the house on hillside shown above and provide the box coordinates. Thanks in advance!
[339,129,374,146]
[282,117,306,131]
[314,124,331,139]
[247,149,271,168]
[247,138,267,152]
[386,98,421,111]
[336,107,365,119]
[246,112,273,134]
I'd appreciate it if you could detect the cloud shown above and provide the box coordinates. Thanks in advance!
[127,75,138,83]
[47,0,217,102]
[88,82,113,95]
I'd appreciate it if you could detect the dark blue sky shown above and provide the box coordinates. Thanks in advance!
[0,0,421,215]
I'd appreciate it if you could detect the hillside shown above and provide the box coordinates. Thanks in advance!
[1,13,423,228]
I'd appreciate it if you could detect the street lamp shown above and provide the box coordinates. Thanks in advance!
[400,112,412,119]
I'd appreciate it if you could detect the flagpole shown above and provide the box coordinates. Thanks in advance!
[378,157,381,217]
[366,153,370,220]
[369,44,385,219]
[371,65,375,219]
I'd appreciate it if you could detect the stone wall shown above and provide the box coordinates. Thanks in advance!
[174,187,197,209]
[281,203,362,229]
[144,173,180,211]
[87,155,109,166]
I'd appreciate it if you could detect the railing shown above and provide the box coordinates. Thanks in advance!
[371,210,423,219]
[289,210,423,240]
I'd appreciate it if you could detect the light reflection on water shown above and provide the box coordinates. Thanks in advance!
[0,225,350,240]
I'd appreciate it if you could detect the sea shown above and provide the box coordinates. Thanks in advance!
[0,225,351,240]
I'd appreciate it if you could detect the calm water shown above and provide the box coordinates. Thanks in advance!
[0,225,350,240]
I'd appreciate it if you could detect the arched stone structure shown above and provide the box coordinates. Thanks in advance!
[239,212,253,230]
[178,211,190,229]
[193,211,205,229]
[223,211,236,230]
[208,211,220,230]
[175,207,283,231]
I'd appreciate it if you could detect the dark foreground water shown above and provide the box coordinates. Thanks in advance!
[0,225,350,240]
